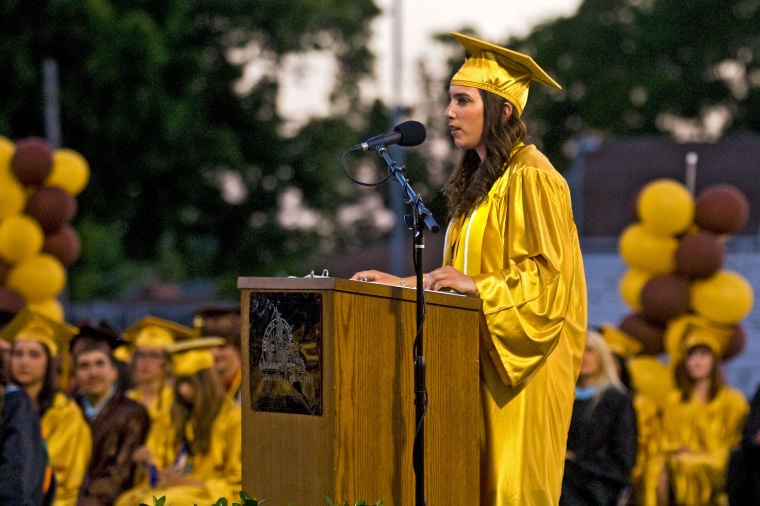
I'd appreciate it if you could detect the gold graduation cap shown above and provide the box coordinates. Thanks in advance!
[599,324,643,358]
[0,307,77,356]
[679,326,726,358]
[450,31,561,115]
[122,315,195,350]
[663,313,732,363]
[167,337,226,377]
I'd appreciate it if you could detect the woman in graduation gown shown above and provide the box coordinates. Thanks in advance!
[352,32,587,505]
[115,337,241,505]
[652,328,749,505]
[122,316,195,480]
[3,308,92,506]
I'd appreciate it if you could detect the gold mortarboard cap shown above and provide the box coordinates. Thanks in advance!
[167,337,226,377]
[663,313,732,363]
[0,307,78,356]
[680,326,725,357]
[599,324,643,358]
[122,315,195,349]
[450,31,561,115]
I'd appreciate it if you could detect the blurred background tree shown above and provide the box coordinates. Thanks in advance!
[1,0,758,302]
[0,0,382,300]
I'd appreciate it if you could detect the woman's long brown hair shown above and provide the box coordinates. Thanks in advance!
[674,345,725,402]
[443,90,527,219]
[171,368,224,456]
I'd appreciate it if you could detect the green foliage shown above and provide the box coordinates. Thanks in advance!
[512,0,760,170]
[0,0,383,299]
[140,492,383,506]
[7,0,757,299]
[325,498,384,506]
[430,0,760,173]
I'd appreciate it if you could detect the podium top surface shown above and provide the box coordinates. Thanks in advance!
[237,276,482,311]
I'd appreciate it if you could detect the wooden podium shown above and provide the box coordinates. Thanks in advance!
[237,276,482,505]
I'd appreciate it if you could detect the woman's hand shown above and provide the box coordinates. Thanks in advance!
[423,266,477,295]
[157,468,204,488]
[351,270,409,286]
[132,445,154,466]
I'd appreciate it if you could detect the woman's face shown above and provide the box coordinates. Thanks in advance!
[10,339,48,388]
[132,346,168,384]
[685,346,715,381]
[579,346,601,378]
[445,85,486,159]
[176,378,195,405]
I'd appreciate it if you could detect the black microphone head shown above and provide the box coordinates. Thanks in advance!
[394,120,426,147]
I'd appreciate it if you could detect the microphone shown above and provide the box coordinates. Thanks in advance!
[350,120,426,151]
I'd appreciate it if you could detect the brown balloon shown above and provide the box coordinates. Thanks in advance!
[10,137,53,187]
[25,186,78,233]
[619,313,665,355]
[640,274,691,326]
[675,232,725,279]
[694,184,750,235]
[43,224,82,267]
[0,259,10,284]
[0,287,26,313]
[723,325,747,362]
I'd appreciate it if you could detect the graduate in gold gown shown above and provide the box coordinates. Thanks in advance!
[122,316,195,477]
[2,308,92,506]
[352,31,587,506]
[651,328,749,505]
[600,324,663,504]
[193,306,243,404]
[115,337,242,505]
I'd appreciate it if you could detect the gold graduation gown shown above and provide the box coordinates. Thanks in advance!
[443,144,587,505]
[42,392,92,506]
[645,386,748,505]
[127,384,176,472]
[115,398,242,505]
[630,393,661,504]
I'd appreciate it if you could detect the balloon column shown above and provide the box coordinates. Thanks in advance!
[610,178,753,402]
[0,135,89,322]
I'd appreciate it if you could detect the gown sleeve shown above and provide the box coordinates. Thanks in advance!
[42,393,92,506]
[474,160,584,387]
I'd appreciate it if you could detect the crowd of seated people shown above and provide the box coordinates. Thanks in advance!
[2,304,757,506]
[0,306,242,506]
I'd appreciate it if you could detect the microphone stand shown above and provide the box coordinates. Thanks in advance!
[376,146,439,506]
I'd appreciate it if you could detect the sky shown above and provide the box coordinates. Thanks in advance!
[277,0,582,123]
[370,0,583,104]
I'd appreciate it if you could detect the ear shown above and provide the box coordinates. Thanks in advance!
[503,101,513,122]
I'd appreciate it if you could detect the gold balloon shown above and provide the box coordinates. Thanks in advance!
[637,179,695,236]
[0,174,27,218]
[46,148,90,196]
[690,270,754,325]
[0,136,14,177]
[619,223,678,274]
[27,298,65,322]
[5,253,66,302]
[628,355,673,407]
[0,214,44,263]
[619,268,651,312]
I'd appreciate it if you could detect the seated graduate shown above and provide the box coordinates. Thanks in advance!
[727,382,760,505]
[651,327,749,506]
[122,316,195,475]
[561,328,638,506]
[71,323,151,506]
[0,337,48,505]
[3,308,91,506]
[115,336,242,505]
[193,306,243,404]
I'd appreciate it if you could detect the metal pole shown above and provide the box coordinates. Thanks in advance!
[388,0,405,275]
[42,58,62,148]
